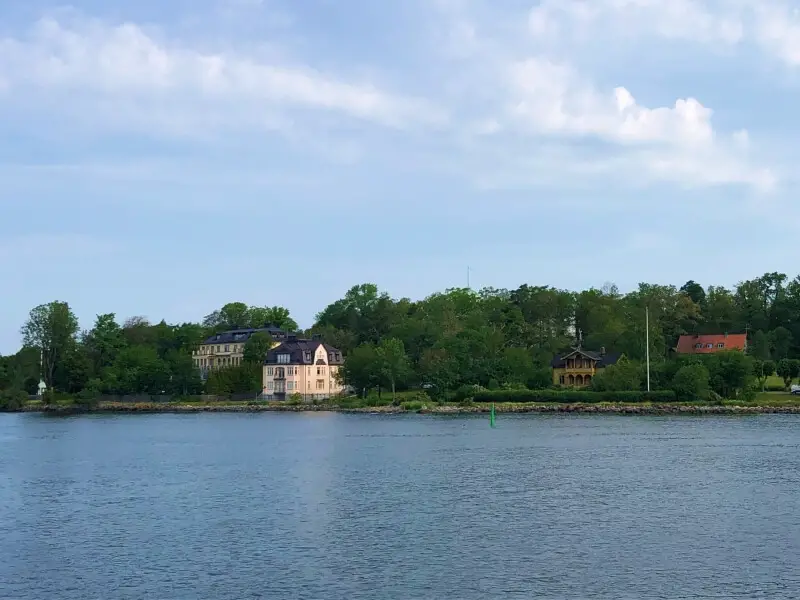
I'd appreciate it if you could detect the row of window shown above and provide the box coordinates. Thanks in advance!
[266,366,328,376]
[193,356,241,367]
[265,380,327,391]
[695,343,725,349]
[195,344,243,355]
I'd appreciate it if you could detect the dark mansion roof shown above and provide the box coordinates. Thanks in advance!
[265,338,344,366]
[550,348,621,369]
[203,326,287,345]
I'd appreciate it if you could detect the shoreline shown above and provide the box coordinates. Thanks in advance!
[11,401,800,415]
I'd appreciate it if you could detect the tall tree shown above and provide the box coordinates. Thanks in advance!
[680,280,706,306]
[243,332,275,364]
[749,330,772,360]
[20,301,79,391]
[376,338,410,403]
[83,313,126,374]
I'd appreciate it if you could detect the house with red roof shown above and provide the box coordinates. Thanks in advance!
[676,333,747,354]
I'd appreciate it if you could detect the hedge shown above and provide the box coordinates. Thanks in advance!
[471,389,677,403]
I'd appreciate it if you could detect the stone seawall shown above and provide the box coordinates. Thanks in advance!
[14,402,800,415]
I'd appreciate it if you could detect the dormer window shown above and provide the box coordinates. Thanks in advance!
[717,343,724,348]
[304,351,312,362]
[277,353,290,364]
[695,343,702,349]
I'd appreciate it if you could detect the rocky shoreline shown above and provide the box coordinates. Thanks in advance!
[14,402,800,415]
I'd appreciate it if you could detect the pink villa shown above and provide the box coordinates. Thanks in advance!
[262,335,345,401]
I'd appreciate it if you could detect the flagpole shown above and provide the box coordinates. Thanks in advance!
[646,306,651,392]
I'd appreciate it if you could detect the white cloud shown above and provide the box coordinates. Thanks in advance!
[526,0,800,69]
[0,17,445,132]
[507,58,714,145]
[426,0,777,191]
[463,56,773,190]
[528,0,744,46]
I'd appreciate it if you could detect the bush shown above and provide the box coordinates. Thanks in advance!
[471,389,677,403]
[401,391,432,411]
[287,392,304,406]
[0,389,27,411]
[454,384,485,401]
[400,400,425,412]
[671,363,710,402]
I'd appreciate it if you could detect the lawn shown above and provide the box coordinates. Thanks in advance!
[764,375,798,389]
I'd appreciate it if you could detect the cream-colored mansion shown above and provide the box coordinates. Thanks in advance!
[262,335,345,400]
[193,326,286,379]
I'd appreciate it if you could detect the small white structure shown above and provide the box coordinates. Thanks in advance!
[37,380,47,398]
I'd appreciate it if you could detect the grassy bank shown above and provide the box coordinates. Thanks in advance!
[11,391,800,415]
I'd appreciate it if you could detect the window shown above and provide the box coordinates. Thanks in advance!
[307,367,311,375]
[224,345,230,352]
[317,366,326,375]
[287,382,294,391]
[267,382,274,391]
[267,367,273,376]
[706,343,713,349]
[304,351,312,362]
[316,379,325,390]
[695,343,702,349]
[277,353,290,364]
[216,345,221,353]
[717,343,725,348]
[559,375,565,384]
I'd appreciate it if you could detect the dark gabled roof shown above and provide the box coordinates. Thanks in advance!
[551,348,621,368]
[203,326,287,345]
[265,339,344,365]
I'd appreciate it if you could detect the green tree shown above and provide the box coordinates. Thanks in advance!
[706,351,754,398]
[340,343,382,397]
[770,326,793,361]
[376,338,410,403]
[21,301,79,392]
[243,332,275,364]
[680,280,706,306]
[753,359,776,391]
[749,330,771,360]
[590,357,641,392]
[777,358,800,390]
[671,363,710,401]
[83,313,126,375]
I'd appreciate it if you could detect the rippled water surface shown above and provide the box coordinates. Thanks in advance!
[2,413,800,599]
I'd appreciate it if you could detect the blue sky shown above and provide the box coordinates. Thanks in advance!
[2,0,800,353]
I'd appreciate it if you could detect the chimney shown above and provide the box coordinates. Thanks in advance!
[725,332,728,338]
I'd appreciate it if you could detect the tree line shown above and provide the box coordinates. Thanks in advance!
[4,272,800,403]
[1,302,298,402]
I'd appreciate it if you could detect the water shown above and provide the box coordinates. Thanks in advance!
[2,413,800,599]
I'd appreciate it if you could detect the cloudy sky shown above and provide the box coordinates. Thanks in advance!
[1,0,799,352]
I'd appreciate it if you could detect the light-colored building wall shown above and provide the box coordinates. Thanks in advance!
[193,338,281,378]
[261,343,344,400]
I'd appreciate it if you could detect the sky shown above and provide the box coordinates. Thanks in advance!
[2,0,800,353]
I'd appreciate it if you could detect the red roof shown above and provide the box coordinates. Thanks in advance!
[676,334,747,354]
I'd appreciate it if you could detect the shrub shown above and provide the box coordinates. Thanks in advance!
[671,363,710,401]
[454,384,485,401]
[471,389,677,403]
[0,389,27,411]
[400,400,424,411]
[401,391,432,411]
[287,393,304,406]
